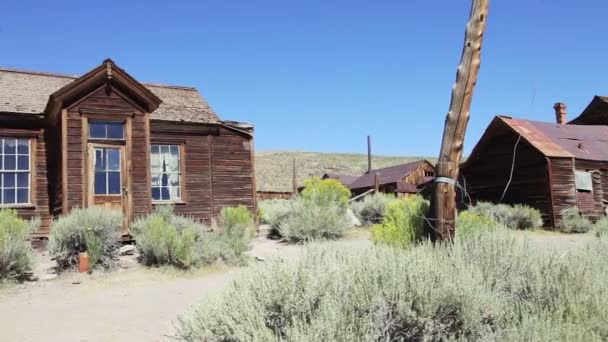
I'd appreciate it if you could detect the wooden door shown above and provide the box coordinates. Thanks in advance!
[87,143,129,232]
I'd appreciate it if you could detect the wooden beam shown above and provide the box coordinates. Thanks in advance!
[430,0,489,241]
[292,158,298,196]
[374,172,380,193]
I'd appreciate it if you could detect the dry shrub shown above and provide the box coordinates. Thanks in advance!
[177,230,608,341]
[351,193,396,226]
[469,202,543,230]
[559,207,593,234]
[49,207,122,270]
[0,210,38,281]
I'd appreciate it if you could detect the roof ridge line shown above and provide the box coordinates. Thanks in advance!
[0,66,197,91]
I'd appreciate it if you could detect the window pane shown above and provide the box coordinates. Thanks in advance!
[17,140,28,154]
[3,189,15,204]
[161,187,170,200]
[151,174,160,187]
[89,122,106,139]
[108,172,121,194]
[17,156,29,171]
[170,186,180,200]
[151,187,161,200]
[160,145,169,155]
[151,145,160,155]
[3,173,15,188]
[161,173,168,186]
[17,173,28,187]
[170,145,179,158]
[16,189,28,204]
[169,173,179,186]
[4,139,15,154]
[106,122,124,139]
[94,172,106,194]
[95,149,105,171]
[107,149,120,171]
[4,155,15,170]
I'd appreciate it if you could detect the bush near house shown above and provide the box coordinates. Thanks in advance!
[351,193,396,226]
[49,207,122,270]
[276,178,353,242]
[594,217,608,237]
[132,205,255,268]
[468,202,543,230]
[370,195,429,249]
[258,199,291,236]
[559,207,594,234]
[178,229,608,341]
[0,210,38,281]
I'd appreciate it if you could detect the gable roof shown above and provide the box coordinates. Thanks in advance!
[322,173,359,186]
[569,95,608,125]
[0,63,219,123]
[470,116,608,162]
[348,160,429,190]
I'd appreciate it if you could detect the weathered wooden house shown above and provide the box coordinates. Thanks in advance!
[0,59,255,237]
[348,160,435,196]
[461,101,608,227]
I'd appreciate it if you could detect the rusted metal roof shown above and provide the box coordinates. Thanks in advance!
[499,116,608,161]
[321,173,358,186]
[395,183,418,193]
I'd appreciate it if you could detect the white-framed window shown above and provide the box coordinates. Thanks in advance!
[0,138,31,205]
[150,144,181,202]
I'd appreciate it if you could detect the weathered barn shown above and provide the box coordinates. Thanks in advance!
[0,59,255,237]
[321,173,358,187]
[348,160,435,196]
[461,102,608,227]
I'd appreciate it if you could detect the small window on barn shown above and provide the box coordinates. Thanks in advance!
[425,171,434,177]
[0,138,31,205]
[150,144,182,202]
[574,170,593,192]
[89,121,124,140]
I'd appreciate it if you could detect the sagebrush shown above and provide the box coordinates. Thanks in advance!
[132,205,255,268]
[178,229,608,341]
[0,210,38,280]
[259,199,291,236]
[49,207,122,270]
[351,193,396,226]
[469,202,543,230]
[559,207,593,233]
[370,195,429,248]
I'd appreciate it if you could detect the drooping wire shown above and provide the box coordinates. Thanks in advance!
[499,134,522,202]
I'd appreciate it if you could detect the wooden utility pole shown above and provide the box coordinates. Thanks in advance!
[367,135,372,173]
[292,158,298,196]
[430,0,489,241]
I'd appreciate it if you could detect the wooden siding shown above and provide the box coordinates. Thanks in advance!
[400,161,435,185]
[257,191,292,201]
[211,127,255,216]
[572,159,607,222]
[66,86,147,221]
[0,121,52,234]
[461,128,554,226]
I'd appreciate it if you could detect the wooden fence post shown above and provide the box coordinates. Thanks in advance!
[375,172,380,193]
[292,158,298,197]
[430,0,489,241]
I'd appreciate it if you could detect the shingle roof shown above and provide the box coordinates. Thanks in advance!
[0,67,219,123]
[498,116,608,161]
[348,160,427,190]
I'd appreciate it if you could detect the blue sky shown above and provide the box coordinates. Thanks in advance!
[1,0,607,156]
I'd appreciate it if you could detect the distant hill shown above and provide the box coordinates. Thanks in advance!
[255,151,436,192]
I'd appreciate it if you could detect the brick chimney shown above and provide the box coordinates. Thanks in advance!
[553,102,567,124]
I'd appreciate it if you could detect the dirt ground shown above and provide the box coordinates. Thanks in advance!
[0,233,370,342]
[0,228,593,342]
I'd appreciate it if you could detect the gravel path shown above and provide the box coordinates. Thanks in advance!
[0,235,370,342]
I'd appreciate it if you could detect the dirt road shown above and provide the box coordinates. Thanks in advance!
[0,235,370,342]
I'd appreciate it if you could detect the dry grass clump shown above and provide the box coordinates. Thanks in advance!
[177,229,608,341]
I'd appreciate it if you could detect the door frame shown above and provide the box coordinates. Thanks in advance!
[86,142,131,232]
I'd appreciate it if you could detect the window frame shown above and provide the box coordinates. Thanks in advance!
[0,137,34,207]
[88,120,126,141]
[93,147,123,196]
[150,143,186,204]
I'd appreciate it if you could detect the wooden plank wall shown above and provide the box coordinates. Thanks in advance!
[547,158,576,227]
[257,191,292,200]
[571,159,606,222]
[401,161,435,184]
[211,127,255,216]
[461,130,554,226]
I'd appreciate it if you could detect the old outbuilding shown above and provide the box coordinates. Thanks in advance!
[461,101,608,227]
[0,59,255,237]
[348,160,435,197]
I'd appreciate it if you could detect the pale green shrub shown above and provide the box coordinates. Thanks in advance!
[300,177,351,208]
[370,195,429,248]
[351,193,396,226]
[278,195,351,242]
[49,207,122,270]
[178,230,608,341]
[469,202,543,230]
[559,208,593,233]
[133,206,255,268]
[455,210,502,238]
[259,199,291,236]
[594,217,608,237]
[0,210,37,280]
